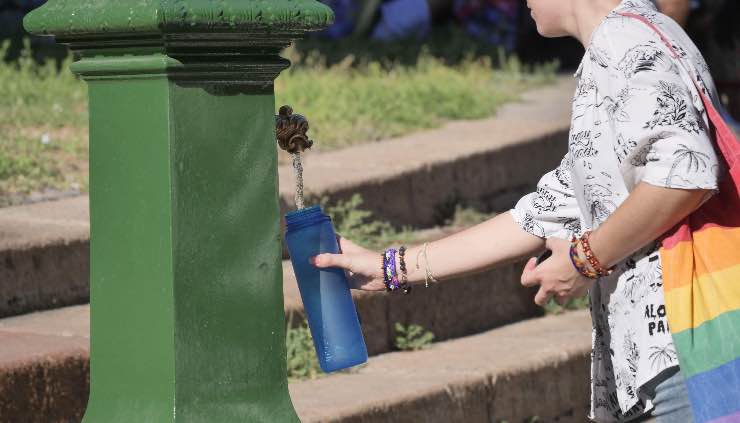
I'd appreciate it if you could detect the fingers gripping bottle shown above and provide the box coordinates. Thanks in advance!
[285,205,368,372]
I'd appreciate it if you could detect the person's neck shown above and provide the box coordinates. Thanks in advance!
[568,0,621,48]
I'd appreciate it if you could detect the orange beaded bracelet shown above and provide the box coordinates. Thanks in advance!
[580,231,614,277]
[569,236,599,279]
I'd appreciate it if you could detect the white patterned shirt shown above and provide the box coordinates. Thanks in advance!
[510,1,721,421]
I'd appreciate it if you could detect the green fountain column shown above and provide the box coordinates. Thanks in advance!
[24,2,332,422]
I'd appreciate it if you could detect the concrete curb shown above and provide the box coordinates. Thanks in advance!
[0,329,89,423]
[0,307,591,423]
[0,198,90,318]
[290,310,593,423]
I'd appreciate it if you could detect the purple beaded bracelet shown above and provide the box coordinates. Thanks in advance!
[383,248,395,291]
[388,248,400,290]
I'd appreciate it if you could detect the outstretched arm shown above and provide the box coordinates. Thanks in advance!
[310,211,545,291]
[403,211,545,284]
[311,153,581,291]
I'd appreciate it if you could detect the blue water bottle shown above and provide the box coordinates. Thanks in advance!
[285,205,368,372]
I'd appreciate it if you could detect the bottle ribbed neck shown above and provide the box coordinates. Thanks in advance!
[285,205,330,232]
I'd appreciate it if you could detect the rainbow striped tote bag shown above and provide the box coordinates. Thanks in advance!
[619,11,740,423]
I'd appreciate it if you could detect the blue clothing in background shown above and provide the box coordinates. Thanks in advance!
[454,0,520,51]
[371,0,431,41]
[318,0,432,41]
[316,0,359,39]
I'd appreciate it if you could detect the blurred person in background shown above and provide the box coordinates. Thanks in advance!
[1,0,65,63]
[317,0,443,41]
[317,0,521,52]
[453,0,520,52]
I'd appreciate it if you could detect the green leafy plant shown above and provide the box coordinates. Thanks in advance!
[543,294,590,316]
[445,204,494,227]
[285,313,367,380]
[322,193,417,251]
[394,322,435,351]
[285,313,323,381]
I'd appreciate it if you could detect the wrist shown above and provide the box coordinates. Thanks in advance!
[569,236,599,279]
[572,231,615,278]
[586,229,617,269]
[385,243,439,288]
[576,241,598,275]
[381,246,412,294]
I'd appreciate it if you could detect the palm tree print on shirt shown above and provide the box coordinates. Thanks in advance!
[665,144,710,186]
[649,343,677,371]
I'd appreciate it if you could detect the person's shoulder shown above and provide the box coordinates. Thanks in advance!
[589,4,680,77]
[592,5,664,54]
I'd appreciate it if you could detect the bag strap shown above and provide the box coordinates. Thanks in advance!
[618,11,740,169]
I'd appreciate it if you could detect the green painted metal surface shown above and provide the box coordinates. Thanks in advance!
[169,86,295,421]
[24,0,332,421]
[24,0,334,36]
[85,76,178,423]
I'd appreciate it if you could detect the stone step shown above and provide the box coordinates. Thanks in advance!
[0,77,573,318]
[0,196,90,318]
[0,190,542,353]
[0,305,593,423]
[290,310,593,423]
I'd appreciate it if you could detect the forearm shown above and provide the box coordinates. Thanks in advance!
[403,212,545,284]
[589,182,712,268]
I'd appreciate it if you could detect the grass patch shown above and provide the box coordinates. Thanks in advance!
[1,40,554,203]
[0,41,88,203]
[277,47,556,149]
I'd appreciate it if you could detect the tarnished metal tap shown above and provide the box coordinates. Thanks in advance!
[276,105,312,209]
[275,105,313,154]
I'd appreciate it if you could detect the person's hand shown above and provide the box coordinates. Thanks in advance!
[520,237,594,306]
[308,234,387,291]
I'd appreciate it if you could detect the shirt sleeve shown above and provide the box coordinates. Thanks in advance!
[510,153,583,240]
[605,19,720,191]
